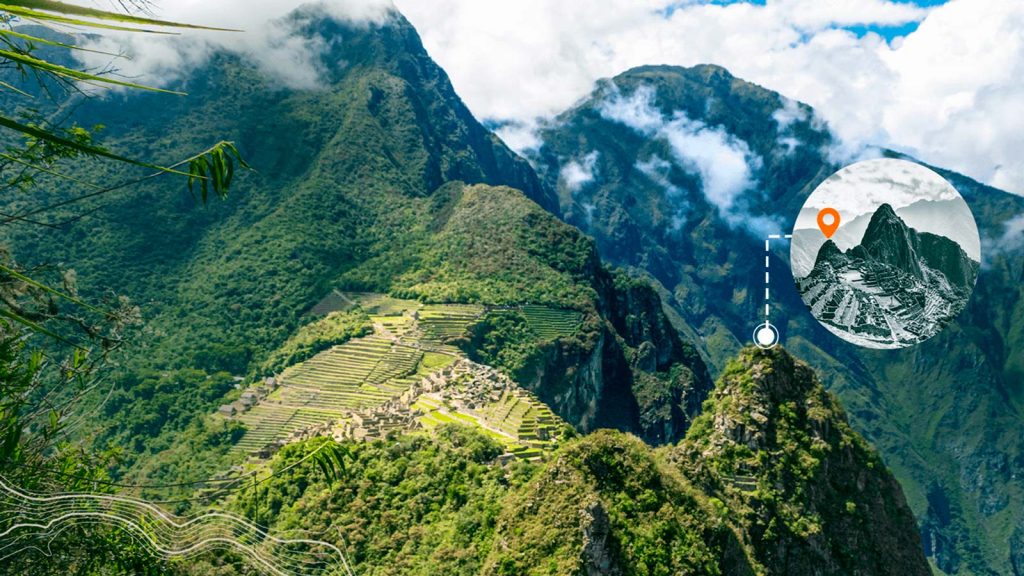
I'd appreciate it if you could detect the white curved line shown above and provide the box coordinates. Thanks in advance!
[0,476,350,575]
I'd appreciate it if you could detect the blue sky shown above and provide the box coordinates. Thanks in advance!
[851,0,950,39]
[663,0,950,40]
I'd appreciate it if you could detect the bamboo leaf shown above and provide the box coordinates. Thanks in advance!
[0,48,185,94]
[0,27,122,56]
[0,263,103,314]
[0,114,192,176]
[0,306,80,347]
[0,1,241,32]
[0,7,178,34]
[0,79,31,97]
[0,152,104,189]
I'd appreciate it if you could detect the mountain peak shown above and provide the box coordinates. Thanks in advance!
[813,238,846,270]
[678,347,931,576]
[870,202,899,223]
[861,202,923,279]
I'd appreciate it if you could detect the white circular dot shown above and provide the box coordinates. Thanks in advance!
[823,214,834,225]
[756,327,775,346]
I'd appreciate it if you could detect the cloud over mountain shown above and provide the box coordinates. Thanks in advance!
[74,0,393,89]
[398,0,1024,196]
[597,85,776,236]
[66,0,1023,197]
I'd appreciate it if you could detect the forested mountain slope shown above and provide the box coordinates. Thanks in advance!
[0,9,705,485]
[180,348,927,576]
[531,64,1024,574]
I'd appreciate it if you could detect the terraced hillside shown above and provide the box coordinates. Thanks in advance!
[225,292,580,459]
[418,304,485,344]
[412,362,564,460]
[230,335,426,456]
[519,305,583,340]
[316,293,582,346]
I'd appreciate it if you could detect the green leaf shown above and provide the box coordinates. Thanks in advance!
[0,263,103,314]
[0,27,122,56]
[0,78,31,97]
[0,48,186,94]
[0,151,104,189]
[0,1,240,32]
[0,306,80,347]
[0,114,192,176]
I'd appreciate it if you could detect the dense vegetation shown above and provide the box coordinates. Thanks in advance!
[676,348,928,575]
[482,430,754,576]
[0,6,971,575]
[183,426,536,576]
[196,347,925,576]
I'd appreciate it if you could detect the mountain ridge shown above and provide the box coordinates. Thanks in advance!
[531,62,1024,573]
[0,10,712,485]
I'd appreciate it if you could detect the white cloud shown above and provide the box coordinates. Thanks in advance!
[990,213,1024,255]
[661,113,761,216]
[597,85,664,135]
[772,97,808,133]
[772,97,818,156]
[559,151,599,193]
[598,86,772,234]
[73,0,393,89]
[494,121,544,153]
[59,0,1024,198]
[397,0,1024,196]
[636,154,687,230]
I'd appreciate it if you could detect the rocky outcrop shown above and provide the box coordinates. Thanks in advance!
[676,347,931,576]
[580,500,619,576]
[515,265,712,446]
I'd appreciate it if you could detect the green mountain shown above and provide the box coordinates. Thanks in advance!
[0,8,950,575]
[0,11,707,485]
[675,348,928,576]
[530,64,1024,574]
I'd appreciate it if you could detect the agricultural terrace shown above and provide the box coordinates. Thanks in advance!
[413,388,560,460]
[226,292,581,458]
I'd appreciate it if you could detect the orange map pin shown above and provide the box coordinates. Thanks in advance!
[817,207,840,238]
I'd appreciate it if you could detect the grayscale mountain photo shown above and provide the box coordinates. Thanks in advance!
[791,159,980,348]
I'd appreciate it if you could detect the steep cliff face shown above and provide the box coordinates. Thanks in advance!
[676,347,930,576]
[518,275,713,445]
[916,231,979,289]
[421,183,712,445]
[601,275,713,442]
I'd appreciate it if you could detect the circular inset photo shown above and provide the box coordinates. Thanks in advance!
[790,158,980,349]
